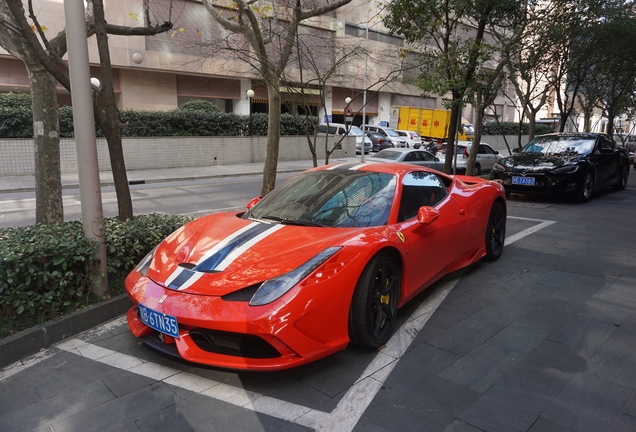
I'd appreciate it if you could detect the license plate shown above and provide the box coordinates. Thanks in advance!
[138,303,179,338]
[512,176,535,186]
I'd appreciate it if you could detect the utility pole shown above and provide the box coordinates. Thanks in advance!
[64,0,109,295]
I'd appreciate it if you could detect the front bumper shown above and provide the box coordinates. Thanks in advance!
[125,271,354,371]
[491,171,585,196]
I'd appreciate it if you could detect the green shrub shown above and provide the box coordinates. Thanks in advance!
[0,101,318,138]
[482,121,554,136]
[0,213,193,321]
[176,99,221,114]
[0,221,100,318]
[0,92,32,109]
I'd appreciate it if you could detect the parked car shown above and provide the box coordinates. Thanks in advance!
[125,162,507,370]
[366,131,393,152]
[491,133,630,202]
[395,130,422,148]
[436,142,502,174]
[362,125,409,148]
[366,148,445,172]
[317,123,372,154]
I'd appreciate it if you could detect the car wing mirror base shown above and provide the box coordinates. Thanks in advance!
[246,196,262,209]
[417,206,440,225]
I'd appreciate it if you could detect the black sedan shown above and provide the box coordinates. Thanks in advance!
[366,131,394,152]
[491,133,630,202]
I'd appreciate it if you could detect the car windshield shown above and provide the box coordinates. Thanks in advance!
[523,136,596,155]
[244,170,397,228]
[385,129,400,137]
[372,150,402,160]
[348,127,363,136]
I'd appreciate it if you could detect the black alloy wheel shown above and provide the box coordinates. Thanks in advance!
[484,201,506,261]
[613,163,629,191]
[349,252,401,348]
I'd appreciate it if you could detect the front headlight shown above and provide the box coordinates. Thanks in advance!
[135,246,158,277]
[491,163,506,173]
[551,165,580,174]
[249,247,342,306]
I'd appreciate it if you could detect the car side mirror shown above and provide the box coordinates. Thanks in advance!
[494,150,499,154]
[246,196,262,209]
[435,157,440,161]
[512,148,520,153]
[417,206,440,225]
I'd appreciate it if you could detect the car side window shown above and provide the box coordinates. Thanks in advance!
[480,145,493,155]
[397,171,448,222]
[404,153,416,162]
[421,151,434,161]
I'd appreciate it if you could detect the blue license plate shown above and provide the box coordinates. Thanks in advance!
[512,176,535,186]
[138,303,179,338]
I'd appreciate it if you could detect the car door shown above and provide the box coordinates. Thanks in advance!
[592,136,620,186]
[478,144,499,171]
[395,171,468,300]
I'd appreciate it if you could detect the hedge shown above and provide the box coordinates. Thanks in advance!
[0,93,317,138]
[483,121,555,136]
[0,213,192,321]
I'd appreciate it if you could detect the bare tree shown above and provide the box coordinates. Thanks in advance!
[201,0,351,196]
[0,0,172,223]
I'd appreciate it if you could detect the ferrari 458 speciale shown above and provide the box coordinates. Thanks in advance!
[125,162,507,370]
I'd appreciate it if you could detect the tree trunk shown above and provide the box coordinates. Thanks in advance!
[30,63,63,224]
[466,103,485,176]
[93,0,133,221]
[261,79,281,196]
[527,111,536,141]
[444,99,461,175]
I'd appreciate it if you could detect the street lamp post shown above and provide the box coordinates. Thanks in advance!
[246,89,255,136]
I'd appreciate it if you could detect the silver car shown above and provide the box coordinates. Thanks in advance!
[436,142,502,174]
[365,148,445,171]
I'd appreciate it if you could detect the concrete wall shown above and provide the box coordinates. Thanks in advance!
[480,135,530,155]
[0,136,357,176]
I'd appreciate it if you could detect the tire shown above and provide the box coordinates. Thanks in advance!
[613,163,629,191]
[349,252,401,348]
[475,163,481,175]
[484,201,506,262]
[577,171,594,202]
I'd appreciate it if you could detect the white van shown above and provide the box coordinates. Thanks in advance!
[317,123,372,154]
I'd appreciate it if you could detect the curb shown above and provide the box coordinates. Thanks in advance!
[0,294,132,368]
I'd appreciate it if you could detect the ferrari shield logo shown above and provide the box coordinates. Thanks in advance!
[397,232,405,243]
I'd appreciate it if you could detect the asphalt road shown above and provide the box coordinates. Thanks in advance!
[0,173,299,228]
[2,175,636,431]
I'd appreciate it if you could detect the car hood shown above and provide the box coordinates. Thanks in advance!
[499,152,585,172]
[146,213,366,295]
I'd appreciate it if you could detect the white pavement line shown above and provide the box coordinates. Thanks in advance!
[56,339,327,424]
[296,274,461,431]
[506,216,557,246]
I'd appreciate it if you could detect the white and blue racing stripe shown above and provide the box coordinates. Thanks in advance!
[164,222,284,291]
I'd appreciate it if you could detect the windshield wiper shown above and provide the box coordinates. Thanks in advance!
[257,214,327,227]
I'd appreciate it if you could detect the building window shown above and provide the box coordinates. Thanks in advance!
[344,24,404,47]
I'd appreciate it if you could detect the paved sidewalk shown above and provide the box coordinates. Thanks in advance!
[0,157,363,194]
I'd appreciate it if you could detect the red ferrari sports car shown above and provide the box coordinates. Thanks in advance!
[125,162,506,370]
